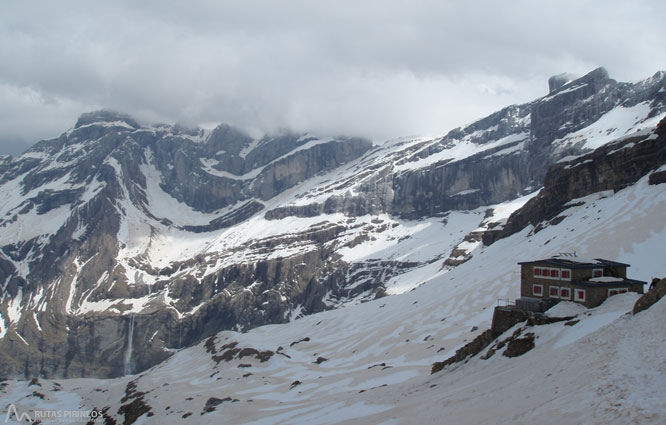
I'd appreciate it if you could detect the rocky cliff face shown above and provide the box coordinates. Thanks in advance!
[484,116,666,245]
[0,114,375,378]
[260,69,666,224]
[531,68,620,152]
[1,68,665,379]
[391,68,666,219]
[392,146,534,218]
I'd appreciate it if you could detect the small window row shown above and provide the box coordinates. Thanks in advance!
[533,267,571,280]
[532,284,585,302]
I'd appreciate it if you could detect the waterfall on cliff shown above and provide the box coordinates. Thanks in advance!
[123,314,135,375]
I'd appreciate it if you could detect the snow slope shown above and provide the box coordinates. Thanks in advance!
[554,102,664,151]
[2,166,664,424]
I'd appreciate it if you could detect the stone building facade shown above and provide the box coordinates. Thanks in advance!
[517,255,645,309]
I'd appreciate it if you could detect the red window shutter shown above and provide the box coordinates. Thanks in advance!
[534,268,541,276]
[551,269,558,278]
[550,287,558,296]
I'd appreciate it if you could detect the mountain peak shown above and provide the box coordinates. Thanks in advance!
[547,67,611,94]
[580,66,610,85]
[74,109,140,129]
[548,72,580,93]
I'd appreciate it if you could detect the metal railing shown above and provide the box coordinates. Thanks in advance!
[496,299,515,308]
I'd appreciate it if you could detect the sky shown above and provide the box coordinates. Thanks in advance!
[1,1,665,155]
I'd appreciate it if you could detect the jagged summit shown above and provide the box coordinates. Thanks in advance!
[548,72,580,93]
[74,109,141,129]
[547,67,610,94]
[574,66,611,89]
[206,122,256,155]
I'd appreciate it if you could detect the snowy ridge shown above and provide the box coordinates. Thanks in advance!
[394,131,530,173]
[553,102,662,151]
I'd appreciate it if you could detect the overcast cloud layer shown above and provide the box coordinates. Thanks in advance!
[1,1,665,154]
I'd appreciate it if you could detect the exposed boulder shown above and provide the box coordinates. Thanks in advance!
[502,332,535,358]
[648,170,666,185]
[633,278,666,314]
[431,329,494,374]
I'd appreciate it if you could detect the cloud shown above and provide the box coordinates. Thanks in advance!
[1,0,665,152]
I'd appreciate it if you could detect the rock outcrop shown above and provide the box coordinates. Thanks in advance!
[484,116,666,244]
[633,278,666,314]
[548,72,579,93]
[392,147,535,218]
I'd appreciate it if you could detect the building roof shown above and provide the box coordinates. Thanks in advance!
[518,256,630,269]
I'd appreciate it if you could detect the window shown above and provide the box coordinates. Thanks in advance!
[608,288,628,296]
[575,289,586,302]
[619,288,628,294]
[549,286,559,298]
[534,267,570,280]
[533,284,543,296]
[560,288,571,300]
[593,269,603,278]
